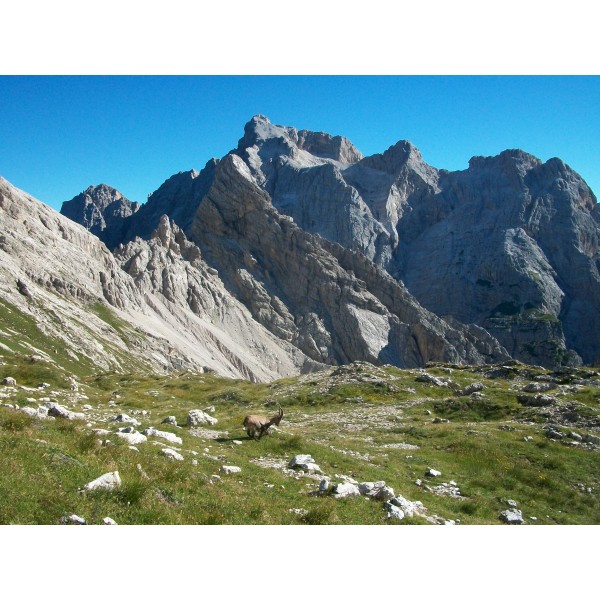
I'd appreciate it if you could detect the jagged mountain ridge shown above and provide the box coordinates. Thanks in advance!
[227,116,600,367]
[6,114,597,378]
[0,176,321,382]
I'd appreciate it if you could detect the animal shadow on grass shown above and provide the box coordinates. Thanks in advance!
[215,435,248,443]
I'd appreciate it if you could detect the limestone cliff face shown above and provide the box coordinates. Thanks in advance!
[60,184,139,249]
[118,161,218,246]
[189,154,508,367]
[54,115,600,371]
[230,117,599,366]
[0,177,319,381]
[394,150,600,366]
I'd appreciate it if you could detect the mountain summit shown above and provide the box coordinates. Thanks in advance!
[2,116,598,380]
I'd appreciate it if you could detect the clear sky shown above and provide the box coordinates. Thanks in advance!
[1,75,599,211]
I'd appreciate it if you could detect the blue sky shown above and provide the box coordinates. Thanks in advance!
[1,76,598,211]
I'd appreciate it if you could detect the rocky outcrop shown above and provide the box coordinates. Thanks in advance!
[118,161,218,247]
[49,115,600,371]
[228,117,599,367]
[0,176,319,381]
[61,184,139,248]
[189,154,508,367]
[394,150,600,366]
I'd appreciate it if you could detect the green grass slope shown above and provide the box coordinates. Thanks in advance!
[1,355,599,525]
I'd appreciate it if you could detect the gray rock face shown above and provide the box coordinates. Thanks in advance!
[394,151,599,367]
[10,114,600,381]
[61,184,139,248]
[227,118,599,367]
[0,176,318,382]
[189,153,508,368]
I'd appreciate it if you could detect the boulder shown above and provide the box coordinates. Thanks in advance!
[358,481,395,501]
[46,402,85,420]
[115,431,147,445]
[161,448,184,461]
[386,495,424,519]
[416,373,452,387]
[499,509,524,524]
[142,427,182,445]
[288,454,323,473]
[318,477,331,494]
[583,433,600,446]
[187,409,217,426]
[386,504,405,520]
[83,471,121,492]
[517,394,556,407]
[111,413,141,426]
[60,514,86,525]
[455,382,485,396]
[220,465,241,474]
[522,382,557,393]
[331,482,361,498]
[2,377,16,386]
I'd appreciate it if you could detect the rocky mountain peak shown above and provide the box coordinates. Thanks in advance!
[52,116,600,372]
[62,183,139,222]
[359,139,438,183]
[468,149,543,178]
[237,114,363,164]
[60,183,139,247]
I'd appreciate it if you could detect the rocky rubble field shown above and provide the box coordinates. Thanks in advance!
[1,356,599,525]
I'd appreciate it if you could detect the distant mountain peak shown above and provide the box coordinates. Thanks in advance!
[237,114,363,164]
[60,183,139,246]
[54,115,600,370]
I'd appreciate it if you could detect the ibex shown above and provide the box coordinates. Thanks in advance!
[242,406,284,440]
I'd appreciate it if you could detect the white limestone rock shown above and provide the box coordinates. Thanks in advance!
[83,471,121,492]
[19,406,49,419]
[358,481,395,501]
[288,454,323,474]
[187,409,217,427]
[386,495,424,518]
[332,482,361,498]
[161,448,184,461]
[416,373,453,387]
[220,465,241,474]
[142,427,182,445]
[46,402,85,420]
[111,413,141,426]
[500,509,524,524]
[61,514,86,525]
[115,431,148,445]
[455,382,485,396]
[386,504,405,520]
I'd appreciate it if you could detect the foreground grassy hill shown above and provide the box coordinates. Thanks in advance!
[1,352,599,525]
